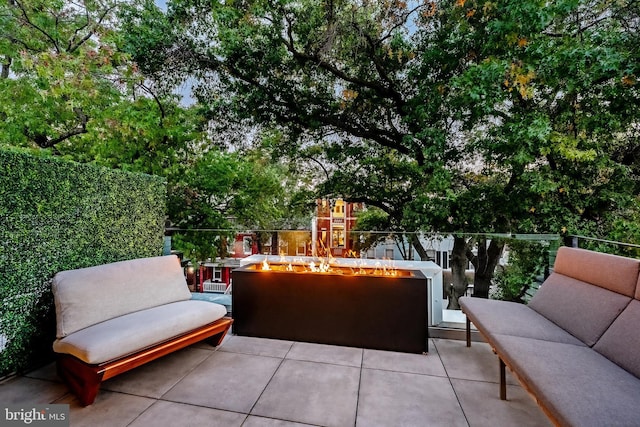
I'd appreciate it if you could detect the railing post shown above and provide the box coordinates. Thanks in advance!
[564,235,579,248]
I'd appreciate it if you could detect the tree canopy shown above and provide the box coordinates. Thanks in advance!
[119,0,639,302]
[0,0,300,244]
[123,0,638,234]
[3,0,639,299]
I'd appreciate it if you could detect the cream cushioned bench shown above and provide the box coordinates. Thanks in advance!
[460,246,640,427]
[52,255,232,406]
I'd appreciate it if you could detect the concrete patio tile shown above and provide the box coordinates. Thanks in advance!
[286,341,363,367]
[219,335,293,358]
[23,362,61,382]
[451,378,552,427]
[243,415,317,426]
[128,400,246,427]
[356,368,468,427]
[433,338,518,385]
[101,347,213,398]
[162,350,281,413]
[362,348,447,377]
[0,376,69,404]
[252,359,360,427]
[55,390,155,427]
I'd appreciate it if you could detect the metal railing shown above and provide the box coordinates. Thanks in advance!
[564,235,640,258]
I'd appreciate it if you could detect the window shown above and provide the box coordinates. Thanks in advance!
[243,236,253,255]
[332,226,345,247]
[333,199,345,218]
[213,267,222,282]
[279,241,289,255]
[297,241,306,255]
[436,251,450,269]
[385,248,394,259]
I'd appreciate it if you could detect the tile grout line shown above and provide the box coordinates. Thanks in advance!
[353,348,365,427]
[125,344,222,427]
[432,339,472,427]
[156,344,222,401]
[243,340,294,419]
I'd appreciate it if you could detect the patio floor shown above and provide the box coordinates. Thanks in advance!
[0,336,552,427]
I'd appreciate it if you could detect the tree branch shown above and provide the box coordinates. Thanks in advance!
[67,5,116,53]
[13,0,61,53]
[280,18,406,107]
[29,107,89,148]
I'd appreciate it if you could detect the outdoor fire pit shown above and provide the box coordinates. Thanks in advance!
[232,259,428,353]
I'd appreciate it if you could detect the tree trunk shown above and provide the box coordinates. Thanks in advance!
[467,238,504,299]
[447,236,469,309]
[410,233,429,261]
[1,56,11,79]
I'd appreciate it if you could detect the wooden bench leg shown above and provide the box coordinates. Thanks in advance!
[499,358,507,400]
[208,322,232,347]
[57,355,104,406]
[466,316,471,347]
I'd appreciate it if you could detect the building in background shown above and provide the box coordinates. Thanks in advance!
[312,198,363,257]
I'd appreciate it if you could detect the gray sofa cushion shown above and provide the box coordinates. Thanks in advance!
[593,299,640,378]
[53,255,192,338]
[459,297,584,346]
[553,246,639,297]
[53,300,227,364]
[492,334,640,427]
[528,273,631,346]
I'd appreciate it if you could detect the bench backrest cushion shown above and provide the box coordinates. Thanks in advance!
[528,247,638,347]
[53,255,191,338]
[553,246,639,297]
[529,273,631,346]
[593,299,640,378]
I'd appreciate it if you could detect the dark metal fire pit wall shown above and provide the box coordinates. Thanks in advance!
[232,263,428,353]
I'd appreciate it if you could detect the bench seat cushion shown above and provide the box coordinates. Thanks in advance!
[53,300,227,364]
[491,334,640,427]
[459,297,585,346]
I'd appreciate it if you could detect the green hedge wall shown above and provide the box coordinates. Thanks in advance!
[0,147,166,377]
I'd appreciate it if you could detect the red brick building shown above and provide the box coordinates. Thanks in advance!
[313,198,363,257]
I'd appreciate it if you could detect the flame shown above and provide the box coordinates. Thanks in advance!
[308,259,331,273]
[258,256,400,277]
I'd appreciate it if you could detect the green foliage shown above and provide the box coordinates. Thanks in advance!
[127,0,638,240]
[0,0,136,147]
[493,240,552,303]
[0,147,166,376]
[0,0,197,165]
[121,0,638,300]
[166,146,298,261]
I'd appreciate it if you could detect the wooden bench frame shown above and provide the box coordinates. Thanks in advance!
[57,317,233,406]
